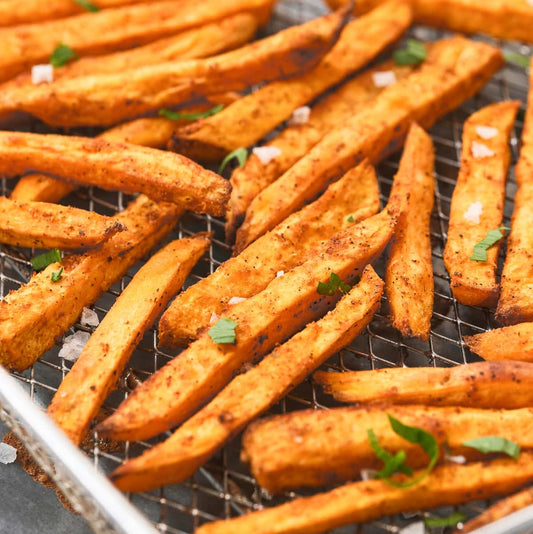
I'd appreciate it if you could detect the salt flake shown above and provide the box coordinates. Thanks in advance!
[0,442,17,464]
[446,454,466,464]
[80,307,99,327]
[252,146,281,165]
[371,70,397,88]
[228,296,247,305]
[31,64,53,85]
[276,270,285,278]
[59,331,90,362]
[475,125,498,139]
[288,106,311,126]
[471,141,494,159]
[464,201,483,224]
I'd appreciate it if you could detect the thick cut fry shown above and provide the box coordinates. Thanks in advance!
[196,453,533,534]
[234,37,504,252]
[96,201,397,442]
[0,131,229,215]
[242,405,533,493]
[443,101,519,307]
[160,161,380,345]
[0,196,181,372]
[326,0,533,44]
[46,234,210,446]
[225,60,414,242]
[169,0,412,161]
[0,196,124,249]
[386,123,434,340]
[314,360,533,407]
[497,61,533,325]
[108,267,383,492]
[465,323,533,363]
[0,9,349,126]
[0,0,275,83]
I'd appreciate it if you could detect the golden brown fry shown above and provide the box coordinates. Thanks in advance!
[169,0,412,161]
[465,322,533,363]
[196,452,533,534]
[0,195,181,372]
[225,60,414,242]
[0,8,349,126]
[443,101,519,307]
[386,123,434,340]
[497,60,533,325]
[0,131,229,215]
[108,266,383,492]
[0,196,124,249]
[47,234,210,446]
[234,36,504,253]
[242,405,533,493]
[160,160,380,346]
[0,0,275,82]
[313,361,533,408]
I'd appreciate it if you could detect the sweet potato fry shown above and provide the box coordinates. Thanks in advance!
[497,61,533,325]
[234,36,504,252]
[108,266,383,492]
[0,195,181,372]
[0,8,349,126]
[0,131,229,215]
[160,160,380,346]
[0,196,124,249]
[443,101,519,307]
[465,322,533,363]
[314,361,533,408]
[0,0,275,82]
[169,0,412,161]
[386,123,434,340]
[46,234,210,446]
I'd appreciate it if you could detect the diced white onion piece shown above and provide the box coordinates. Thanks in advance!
[58,331,90,362]
[288,106,311,126]
[293,435,303,444]
[446,454,467,464]
[371,70,397,88]
[360,468,377,481]
[209,312,219,325]
[228,296,247,305]
[0,442,17,464]
[463,201,483,224]
[399,521,425,534]
[276,270,284,278]
[80,307,99,327]
[252,146,282,165]
[471,141,494,159]
[475,125,498,139]
[31,64,53,84]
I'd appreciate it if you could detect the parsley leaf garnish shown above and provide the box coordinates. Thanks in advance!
[51,266,64,282]
[317,272,352,296]
[159,104,224,121]
[218,148,248,174]
[393,39,427,65]
[74,0,100,12]
[504,51,530,70]
[462,436,520,459]
[50,43,79,67]
[31,249,61,271]
[347,215,355,222]
[424,512,467,529]
[470,226,510,262]
[208,318,238,344]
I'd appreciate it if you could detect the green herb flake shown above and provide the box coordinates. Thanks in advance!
[317,272,352,296]
[368,429,413,479]
[159,104,224,122]
[470,226,510,262]
[208,318,238,344]
[50,43,79,67]
[74,0,100,12]
[504,51,530,70]
[218,147,248,174]
[463,436,520,459]
[424,512,467,529]
[30,249,62,271]
[393,39,427,65]
[51,266,64,282]
[347,215,355,222]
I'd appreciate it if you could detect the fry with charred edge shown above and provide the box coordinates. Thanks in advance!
[47,234,210,446]
[456,487,533,534]
[242,405,532,493]
[234,37,504,252]
[0,8,349,126]
[0,195,181,372]
[497,60,533,325]
[325,0,533,45]
[0,131,229,216]
[386,123,434,340]
[314,361,533,408]
[108,266,383,492]
[169,0,412,161]
[225,60,414,243]
[465,322,533,363]
[96,199,397,442]
[0,196,125,249]
[160,160,379,346]
[443,101,519,307]
[195,452,533,534]
[0,0,275,82]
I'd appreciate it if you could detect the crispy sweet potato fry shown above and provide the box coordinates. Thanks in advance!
[0,195,181,372]
[225,60,414,242]
[108,266,383,492]
[169,0,412,161]
[0,8,349,126]
[443,101,519,307]
[47,234,210,446]
[0,131,229,215]
[465,322,533,363]
[314,361,533,407]
[234,36,504,252]
[160,160,380,346]
[386,123,434,340]
[497,61,533,325]
[0,196,124,249]
[0,0,275,82]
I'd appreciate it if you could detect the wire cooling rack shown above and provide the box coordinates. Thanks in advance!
[1,1,533,533]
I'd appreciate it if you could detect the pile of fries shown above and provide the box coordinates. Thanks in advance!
[1,0,533,533]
